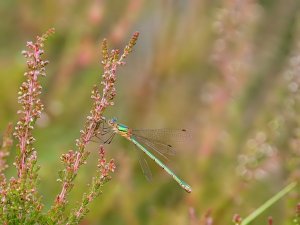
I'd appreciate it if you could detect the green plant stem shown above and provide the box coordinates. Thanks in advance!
[241,181,297,225]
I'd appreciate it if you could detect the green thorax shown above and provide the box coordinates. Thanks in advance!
[117,123,129,133]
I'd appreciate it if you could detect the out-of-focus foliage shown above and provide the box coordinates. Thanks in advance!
[1,0,300,224]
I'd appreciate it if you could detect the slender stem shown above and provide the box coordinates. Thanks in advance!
[241,182,297,225]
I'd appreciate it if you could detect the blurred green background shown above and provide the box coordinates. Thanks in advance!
[1,0,300,224]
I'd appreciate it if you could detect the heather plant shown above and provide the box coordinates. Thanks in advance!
[1,2,300,222]
[0,29,138,224]
[0,27,297,224]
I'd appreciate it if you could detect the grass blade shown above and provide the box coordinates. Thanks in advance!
[241,181,297,225]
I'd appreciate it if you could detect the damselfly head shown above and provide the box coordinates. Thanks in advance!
[108,117,118,126]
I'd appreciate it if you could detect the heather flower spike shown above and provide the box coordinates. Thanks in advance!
[0,29,139,224]
[50,32,139,223]
[14,28,55,179]
[0,28,54,225]
[0,123,13,180]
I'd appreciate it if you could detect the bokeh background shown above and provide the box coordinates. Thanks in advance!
[1,0,300,224]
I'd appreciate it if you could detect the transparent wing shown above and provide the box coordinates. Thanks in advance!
[132,129,189,144]
[93,121,115,144]
[135,145,152,181]
[92,131,115,144]
[131,128,189,157]
[133,135,175,160]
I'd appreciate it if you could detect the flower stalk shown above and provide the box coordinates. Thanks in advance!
[0,29,139,224]
[49,32,139,223]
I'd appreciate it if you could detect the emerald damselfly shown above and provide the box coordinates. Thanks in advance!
[96,118,192,193]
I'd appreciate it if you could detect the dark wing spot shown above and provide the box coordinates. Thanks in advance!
[182,129,187,132]
[168,144,172,147]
